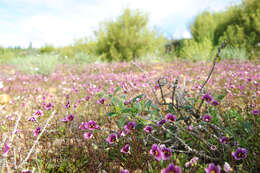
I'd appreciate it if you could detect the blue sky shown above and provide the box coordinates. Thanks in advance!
[0,0,241,48]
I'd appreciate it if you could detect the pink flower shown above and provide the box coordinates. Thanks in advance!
[211,145,217,151]
[33,109,43,116]
[144,125,153,133]
[202,114,212,122]
[87,120,99,130]
[150,144,162,161]
[120,144,130,154]
[224,162,231,172]
[84,132,93,139]
[33,126,41,136]
[106,133,118,144]
[2,143,10,155]
[165,113,177,122]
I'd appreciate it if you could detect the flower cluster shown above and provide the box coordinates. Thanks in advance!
[150,144,172,161]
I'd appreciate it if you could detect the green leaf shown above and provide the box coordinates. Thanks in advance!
[122,108,132,113]
[144,99,152,110]
[136,102,142,112]
[118,116,127,128]
[97,92,104,98]
[113,87,121,95]
[106,112,117,117]
[151,103,160,111]
[112,96,119,106]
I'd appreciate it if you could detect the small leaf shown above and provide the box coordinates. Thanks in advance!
[118,116,127,128]
[151,103,160,111]
[113,87,121,95]
[144,99,152,110]
[106,112,117,117]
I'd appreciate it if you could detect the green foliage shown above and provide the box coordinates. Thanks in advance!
[180,38,214,61]
[189,0,260,59]
[57,38,97,58]
[39,44,56,54]
[190,11,216,43]
[0,47,29,63]
[219,45,248,60]
[95,8,166,61]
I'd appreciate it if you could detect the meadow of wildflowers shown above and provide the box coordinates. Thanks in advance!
[0,58,259,172]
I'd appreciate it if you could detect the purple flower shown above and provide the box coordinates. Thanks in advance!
[118,129,127,137]
[150,144,162,161]
[67,114,74,121]
[202,114,212,122]
[97,98,105,104]
[61,114,74,122]
[106,133,118,144]
[65,100,71,108]
[220,136,229,144]
[120,170,129,173]
[252,110,259,116]
[124,100,131,105]
[205,163,221,173]
[87,120,99,130]
[211,100,219,106]
[157,119,166,126]
[165,113,177,123]
[83,132,93,139]
[185,157,199,168]
[188,125,194,131]
[232,147,247,160]
[33,109,43,117]
[202,94,212,103]
[21,170,32,173]
[144,125,153,133]
[161,145,172,160]
[79,122,87,130]
[85,96,91,101]
[28,116,37,122]
[124,121,136,131]
[44,102,53,110]
[120,144,130,154]
[161,163,182,173]
[33,126,41,136]
[224,162,231,172]
[2,143,10,155]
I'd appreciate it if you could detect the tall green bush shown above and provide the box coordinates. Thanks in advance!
[189,0,260,59]
[180,38,214,61]
[95,8,166,61]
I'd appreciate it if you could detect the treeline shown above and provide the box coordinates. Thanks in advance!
[171,0,260,60]
[1,0,259,62]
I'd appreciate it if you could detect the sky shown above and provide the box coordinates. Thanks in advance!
[0,0,241,48]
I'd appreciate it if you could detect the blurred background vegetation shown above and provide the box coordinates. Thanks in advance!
[0,0,259,66]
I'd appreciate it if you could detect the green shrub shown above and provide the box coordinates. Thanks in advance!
[219,46,248,60]
[95,8,166,61]
[180,38,214,61]
[39,45,56,54]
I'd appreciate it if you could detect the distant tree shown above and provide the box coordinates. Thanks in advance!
[94,8,165,61]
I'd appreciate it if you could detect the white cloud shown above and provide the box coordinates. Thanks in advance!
[0,0,241,47]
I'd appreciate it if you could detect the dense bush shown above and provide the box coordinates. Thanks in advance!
[94,8,166,61]
[39,45,56,54]
[189,0,260,59]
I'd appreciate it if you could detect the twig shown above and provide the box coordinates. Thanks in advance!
[0,112,22,171]
[131,62,160,104]
[197,42,226,100]
[18,111,56,169]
